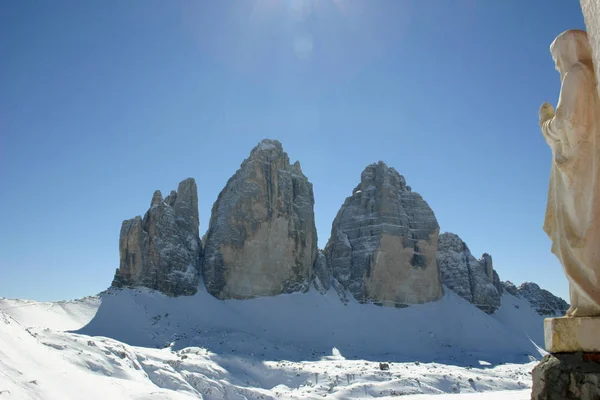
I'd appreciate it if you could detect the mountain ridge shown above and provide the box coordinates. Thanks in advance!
[107,138,567,317]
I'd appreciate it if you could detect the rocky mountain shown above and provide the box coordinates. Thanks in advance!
[436,232,568,316]
[324,161,443,307]
[202,139,318,299]
[107,139,568,318]
[112,178,201,296]
[503,281,569,316]
[436,232,502,314]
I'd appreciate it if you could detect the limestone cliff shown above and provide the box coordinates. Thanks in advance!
[112,178,201,296]
[106,143,569,317]
[324,161,443,306]
[312,251,331,295]
[480,253,503,295]
[202,139,318,299]
[436,232,501,314]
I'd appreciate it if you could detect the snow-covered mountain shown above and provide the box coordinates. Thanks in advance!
[0,283,551,399]
[109,140,567,320]
[0,139,567,399]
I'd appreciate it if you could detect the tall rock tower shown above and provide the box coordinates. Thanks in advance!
[112,178,201,296]
[325,161,443,306]
[202,139,318,299]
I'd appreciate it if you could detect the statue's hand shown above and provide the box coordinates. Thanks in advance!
[539,102,555,125]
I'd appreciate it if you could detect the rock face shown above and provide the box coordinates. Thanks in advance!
[112,178,201,296]
[202,139,318,299]
[312,251,330,294]
[532,353,600,400]
[514,282,569,316]
[480,253,503,294]
[324,161,442,306]
[436,233,501,314]
[502,280,519,296]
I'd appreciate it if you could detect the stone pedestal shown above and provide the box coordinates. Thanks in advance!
[544,317,600,353]
[531,317,600,399]
[531,353,600,400]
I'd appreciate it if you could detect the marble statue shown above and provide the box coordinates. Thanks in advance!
[539,29,600,317]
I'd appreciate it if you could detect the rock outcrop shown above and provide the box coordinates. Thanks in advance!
[312,251,330,294]
[112,178,201,296]
[202,139,318,299]
[532,353,600,400]
[512,282,569,316]
[436,232,501,314]
[502,280,519,296]
[324,161,443,306]
[480,253,503,294]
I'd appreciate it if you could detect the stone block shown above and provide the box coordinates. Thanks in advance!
[544,317,600,353]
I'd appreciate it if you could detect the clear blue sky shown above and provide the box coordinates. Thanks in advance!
[1,1,586,302]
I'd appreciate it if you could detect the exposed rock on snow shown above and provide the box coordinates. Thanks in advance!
[502,281,519,296]
[312,251,330,294]
[514,282,569,316]
[500,281,567,316]
[480,253,503,295]
[202,139,318,299]
[112,178,201,296]
[324,161,442,306]
[436,233,501,314]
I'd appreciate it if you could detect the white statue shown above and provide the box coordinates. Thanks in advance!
[540,29,600,317]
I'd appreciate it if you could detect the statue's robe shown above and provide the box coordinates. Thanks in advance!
[542,60,600,316]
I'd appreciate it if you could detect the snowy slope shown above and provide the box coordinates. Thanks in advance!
[0,286,545,399]
[0,309,195,400]
[76,285,546,365]
[0,296,100,330]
